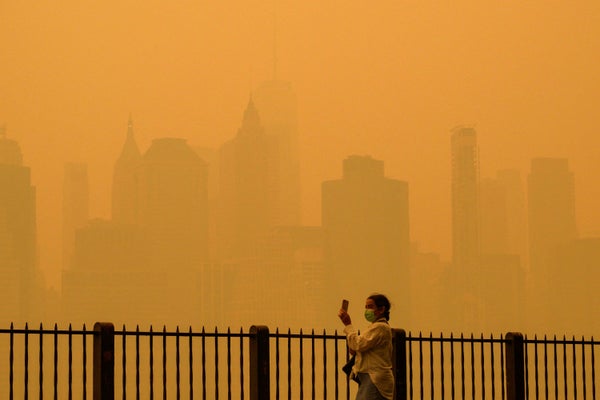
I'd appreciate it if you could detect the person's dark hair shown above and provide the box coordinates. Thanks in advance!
[368,293,391,321]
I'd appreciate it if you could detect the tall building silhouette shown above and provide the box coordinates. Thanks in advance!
[478,169,527,332]
[451,126,480,272]
[527,158,576,328]
[528,158,577,273]
[217,98,277,259]
[253,80,301,226]
[62,219,155,325]
[479,169,526,259]
[0,131,38,321]
[137,137,209,268]
[112,115,141,225]
[62,162,89,268]
[450,126,481,330]
[322,155,410,320]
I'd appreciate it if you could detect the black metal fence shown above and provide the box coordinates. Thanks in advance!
[1,323,598,399]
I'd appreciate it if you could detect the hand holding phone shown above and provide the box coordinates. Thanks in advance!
[341,299,349,312]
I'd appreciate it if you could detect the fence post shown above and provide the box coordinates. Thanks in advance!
[505,332,525,400]
[392,328,407,400]
[250,325,270,400]
[94,322,115,400]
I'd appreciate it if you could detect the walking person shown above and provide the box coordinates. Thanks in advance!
[338,293,394,400]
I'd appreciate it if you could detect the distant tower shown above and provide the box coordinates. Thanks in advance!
[137,137,209,267]
[0,132,37,321]
[62,162,89,268]
[253,80,301,226]
[217,97,276,259]
[527,158,577,330]
[451,126,480,272]
[528,158,576,275]
[112,115,141,225]
[322,155,410,318]
[480,169,527,259]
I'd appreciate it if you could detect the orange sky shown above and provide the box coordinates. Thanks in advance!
[1,1,599,289]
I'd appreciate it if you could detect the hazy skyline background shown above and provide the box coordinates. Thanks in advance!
[2,1,600,291]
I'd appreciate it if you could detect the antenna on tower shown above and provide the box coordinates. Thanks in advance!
[272,0,278,80]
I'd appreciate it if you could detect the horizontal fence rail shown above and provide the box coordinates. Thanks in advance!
[1,323,599,399]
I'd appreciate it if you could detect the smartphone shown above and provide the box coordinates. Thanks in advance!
[341,299,349,312]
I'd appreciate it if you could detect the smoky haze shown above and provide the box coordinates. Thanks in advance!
[1,1,599,335]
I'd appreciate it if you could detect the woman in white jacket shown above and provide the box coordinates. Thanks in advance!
[338,293,394,400]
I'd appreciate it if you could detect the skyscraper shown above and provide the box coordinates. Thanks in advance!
[253,80,301,226]
[217,98,276,260]
[112,115,141,225]
[62,162,89,268]
[528,158,577,274]
[451,126,480,273]
[322,155,410,319]
[0,131,37,321]
[137,137,209,267]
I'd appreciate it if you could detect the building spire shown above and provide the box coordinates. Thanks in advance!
[238,94,262,136]
[116,114,141,163]
[272,0,278,80]
[127,113,133,138]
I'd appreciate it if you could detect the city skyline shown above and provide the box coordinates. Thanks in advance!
[1,2,600,337]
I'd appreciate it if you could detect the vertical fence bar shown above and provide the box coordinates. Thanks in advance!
[553,336,558,400]
[591,337,596,400]
[429,333,434,399]
[54,323,59,400]
[572,336,577,400]
[408,332,413,400]
[189,327,194,400]
[275,329,280,400]
[393,329,407,400]
[162,326,167,400]
[490,334,495,400]
[9,323,14,399]
[83,324,88,400]
[460,334,465,400]
[470,334,475,399]
[480,334,485,400]
[300,329,304,400]
[239,327,245,400]
[524,335,529,398]
[419,332,424,400]
[500,333,505,400]
[69,324,73,400]
[581,336,586,400]
[322,329,327,400]
[441,333,445,400]
[201,327,206,400]
[543,336,548,400]
[311,329,315,400]
[149,326,154,400]
[334,329,338,400]
[136,326,140,400]
[450,333,455,400]
[94,322,115,400]
[176,327,181,400]
[563,336,568,400]
[214,327,219,400]
[533,335,540,400]
[249,325,270,400]
[505,332,524,400]
[287,328,292,400]
[32,323,36,400]
[227,328,232,400]
[122,325,127,400]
